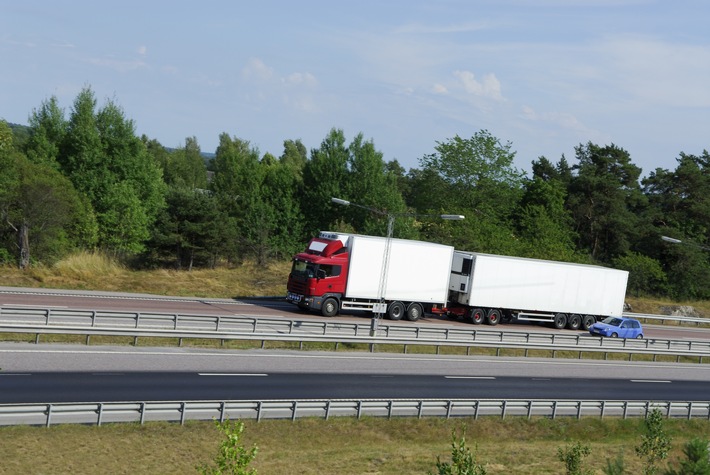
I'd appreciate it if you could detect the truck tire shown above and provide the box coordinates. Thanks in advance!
[387,301,405,320]
[321,297,339,317]
[553,313,567,329]
[470,308,485,325]
[581,315,596,331]
[567,314,582,330]
[486,308,501,326]
[406,303,424,322]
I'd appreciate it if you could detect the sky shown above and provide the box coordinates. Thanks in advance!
[2,0,709,176]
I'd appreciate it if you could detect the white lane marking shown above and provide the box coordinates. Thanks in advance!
[198,373,268,377]
[445,376,495,380]
[2,304,67,308]
[0,373,32,376]
[630,379,672,383]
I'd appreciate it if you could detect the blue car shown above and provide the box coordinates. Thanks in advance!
[589,316,644,339]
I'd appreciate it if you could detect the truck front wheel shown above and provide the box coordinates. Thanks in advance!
[321,298,339,317]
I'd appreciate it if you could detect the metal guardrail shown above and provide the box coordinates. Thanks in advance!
[0,398,708,427]
[1,306,710,359]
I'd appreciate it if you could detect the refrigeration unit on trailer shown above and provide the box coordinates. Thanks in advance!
[445,251,629,330]
[286,231,454,321]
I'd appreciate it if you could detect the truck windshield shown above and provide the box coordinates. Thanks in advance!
[291,261,341,279]
[292,260,318,278]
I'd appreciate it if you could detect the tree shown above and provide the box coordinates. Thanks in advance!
[25,96,67,169]
[197,419,258,475]
[414,130,525,252]
[557,441,592,475]
[566,143,646,263]
[429,428,487,475]
[664,437,710,475]
[636,408,672,475]
[0,151,88,268]
[613,252,667,296]
[301,128,350,236]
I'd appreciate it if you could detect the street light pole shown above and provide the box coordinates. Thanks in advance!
[661,235,710,251]
[331,197,464,336]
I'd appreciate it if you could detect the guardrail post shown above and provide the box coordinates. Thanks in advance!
[216,316,221,332]
[501,400,507,419]
[474,401,479,420]
[291,401,298,421]
[417,400,423,419]
[404,344,408,354]
[219,402,226,423]
[35,333,40,344]
[325,400,331,420]
[45,308,50,325]
[180,402,186,425]
[387,400,393,419]
[140,402,146,425]
[688,402,693,420]
[357,401,362,420]
[552,401,558,419]
[97,403,104,426]
[256,401,263,422]
[45,404,53,427]
[135,313,140,329]
[600,401,606,419]
[173,314,178,330]
[576,401,582,419]
[91,310,97,327]
[446,400,453,419]
[527,401,533,420]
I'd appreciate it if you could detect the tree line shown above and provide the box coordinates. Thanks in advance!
[1,86,709,300]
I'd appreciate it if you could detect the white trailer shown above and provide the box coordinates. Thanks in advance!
[342,234,454,316]
[447,251,629,330]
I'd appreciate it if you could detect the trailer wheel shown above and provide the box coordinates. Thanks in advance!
[553,313,567,329]
[486,308,501,326]
[581,315,596,331]
[470,308,485,325]
[321,297,339,317]
[567,314,582,330]
[387,301,405,320]
[406,303,424,321]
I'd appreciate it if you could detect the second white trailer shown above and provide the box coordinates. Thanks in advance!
[447,251,629,330]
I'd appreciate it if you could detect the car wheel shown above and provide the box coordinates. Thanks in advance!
[636,334,644,339]
[611,332,618,338]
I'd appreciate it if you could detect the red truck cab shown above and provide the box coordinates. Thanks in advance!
[286,232,350,316]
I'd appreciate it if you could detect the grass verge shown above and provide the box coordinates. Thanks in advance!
[1,417,709,474]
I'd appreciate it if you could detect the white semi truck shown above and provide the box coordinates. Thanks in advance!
[443,251,629,330]
[287,232,629,330]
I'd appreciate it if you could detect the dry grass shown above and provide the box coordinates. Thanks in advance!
[0,251,289,298]
[1,417,709,474]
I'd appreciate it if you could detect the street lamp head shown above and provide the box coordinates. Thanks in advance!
[440,214,465,221]
[661,235,683,244]
[331,197,350,206]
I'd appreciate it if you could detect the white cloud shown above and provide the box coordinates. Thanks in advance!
[453,70,503,100]
[137,45,147,55]
[432,83,448,94]
[282,72,317,87]
[242,58,274,81]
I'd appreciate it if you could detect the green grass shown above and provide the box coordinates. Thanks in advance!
[1,417,709,474]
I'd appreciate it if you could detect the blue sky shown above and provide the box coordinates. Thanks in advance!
[2,1,709,175]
